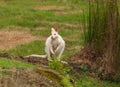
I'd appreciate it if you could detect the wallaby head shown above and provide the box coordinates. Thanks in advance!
[51,28,59,39]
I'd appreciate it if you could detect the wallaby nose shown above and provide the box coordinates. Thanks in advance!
[51,35,55,39]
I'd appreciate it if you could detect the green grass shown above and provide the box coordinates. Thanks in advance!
[4,39,82,61]
[0,0,88,29]
[0,57,36,69]
[0,0,119,87]
[75,73,120,87]
[7,40,45,56]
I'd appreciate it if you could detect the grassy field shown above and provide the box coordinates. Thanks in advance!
[0,0,85,58]
[0,0,119,87]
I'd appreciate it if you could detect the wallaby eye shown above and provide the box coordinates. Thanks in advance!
[54,34,56,35]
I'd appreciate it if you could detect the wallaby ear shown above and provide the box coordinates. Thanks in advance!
[51,28,58,32]
[54,28,58,32]
[51,28,54,31]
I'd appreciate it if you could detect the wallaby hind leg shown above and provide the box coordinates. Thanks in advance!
[45,47,52,61]
[55,45,65,61]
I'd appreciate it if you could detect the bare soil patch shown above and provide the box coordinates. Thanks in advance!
[36,5,70,10]
[0,68,56,87]
[35,26,47,30]
[0,1,6,7]
[55,10,83,15]
[0,30,45,50]
[71,44,101,71]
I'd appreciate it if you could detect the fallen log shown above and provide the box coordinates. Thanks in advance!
[36,67,74,87]
[24,54,68,65]
[25,54,47,58]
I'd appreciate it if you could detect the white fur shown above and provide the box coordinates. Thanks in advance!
[45,28,65,61]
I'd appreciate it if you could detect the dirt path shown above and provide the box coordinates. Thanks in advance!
[36,5,71,10]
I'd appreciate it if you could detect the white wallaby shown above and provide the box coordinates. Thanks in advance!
[45,28,65,61]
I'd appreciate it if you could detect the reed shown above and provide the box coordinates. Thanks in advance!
[83,0,120,72]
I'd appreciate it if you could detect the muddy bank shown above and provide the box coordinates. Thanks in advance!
[0,68,57,87]
[0,53,74,87]
[70,44,120,82]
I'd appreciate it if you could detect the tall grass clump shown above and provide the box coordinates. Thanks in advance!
[83,0,120,73]
[84,0,107,47]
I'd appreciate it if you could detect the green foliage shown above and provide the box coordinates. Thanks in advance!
[49,58,70,74]
[61,75,73,87]
[80,64,88,72]
[48,59,73,87]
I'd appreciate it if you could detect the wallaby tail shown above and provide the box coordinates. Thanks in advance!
[25,54,47,58]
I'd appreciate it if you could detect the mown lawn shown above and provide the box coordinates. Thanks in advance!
[0,0,119,87]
